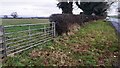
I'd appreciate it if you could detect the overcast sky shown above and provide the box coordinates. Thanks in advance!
[0,0,118,17]
[108,2,118,16]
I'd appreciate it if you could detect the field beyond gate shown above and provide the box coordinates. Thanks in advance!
[0,22,55,57]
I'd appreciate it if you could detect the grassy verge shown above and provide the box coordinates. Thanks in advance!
[3,20,119,66]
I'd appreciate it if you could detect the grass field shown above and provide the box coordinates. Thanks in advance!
[2,19,51,54]
[3,19,49,33]
[2,19,49,26]
[3,19,119,66]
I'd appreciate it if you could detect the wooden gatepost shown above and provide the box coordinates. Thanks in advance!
[0,25,7,65]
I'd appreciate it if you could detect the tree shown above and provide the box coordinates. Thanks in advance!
[118,8,120,12]
[57,1,113,17]
[57,2,73,14]
[75,2,114,16]
[11,12,18,18]
[118,7,120,18]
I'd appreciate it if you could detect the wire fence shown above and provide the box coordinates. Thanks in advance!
[0,22,55,62]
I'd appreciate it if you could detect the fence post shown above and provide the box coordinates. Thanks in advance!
[53,22,55,37]
[28,25,31,37]
[44,25,46,36]
[28,25,31,45]
[0,26,7,63]
[44,25,46,38]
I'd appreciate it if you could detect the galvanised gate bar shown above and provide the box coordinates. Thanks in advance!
[0,22,55,62]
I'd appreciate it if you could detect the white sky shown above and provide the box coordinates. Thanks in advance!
[0,0,118,17]
[107,2,118,16]
[0,0,62,17]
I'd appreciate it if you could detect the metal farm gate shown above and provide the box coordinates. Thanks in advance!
[0,22,55,61]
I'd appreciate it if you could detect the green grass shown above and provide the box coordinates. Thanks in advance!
[110,16,118,18]
[3,19,51,50]
[3,20,119,66]
[5,24,49,33]
[2,19,49,26]
[3,19,50,33]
